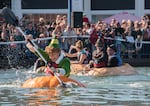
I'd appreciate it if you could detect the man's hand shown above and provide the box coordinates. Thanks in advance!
[26,34,36,53]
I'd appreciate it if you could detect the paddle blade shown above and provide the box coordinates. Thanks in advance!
[2,7,18,26]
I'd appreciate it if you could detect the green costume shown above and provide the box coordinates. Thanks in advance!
[35,37,71,77]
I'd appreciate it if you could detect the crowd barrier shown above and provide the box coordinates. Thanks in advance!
[0,35,150,45]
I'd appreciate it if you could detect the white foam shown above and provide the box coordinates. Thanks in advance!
[0,84,18,88]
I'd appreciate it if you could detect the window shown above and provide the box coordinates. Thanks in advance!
[145,0,150,9]
[22,0,68,9]
[0,0,11,9]
[91,0,135,10]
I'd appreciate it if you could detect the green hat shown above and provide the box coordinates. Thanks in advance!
[48,36,60,49]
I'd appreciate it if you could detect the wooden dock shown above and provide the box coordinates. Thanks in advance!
[123,58,150,67]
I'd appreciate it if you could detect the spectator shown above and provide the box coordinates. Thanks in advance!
[83,14,89,26]
[1,22,9,41]
[25,22,37,39]
[133,21,143,58]
[125,28,135,58]
[37,33,48,50]
[52,25,63,49]
[39,17,45,26]
[63,25,76,52]
[13,29,24,41]
[114,22,124,55]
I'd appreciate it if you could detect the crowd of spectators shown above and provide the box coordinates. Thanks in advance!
[0,14,150,68]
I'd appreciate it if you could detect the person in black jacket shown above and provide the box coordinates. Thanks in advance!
[106,44,122,67]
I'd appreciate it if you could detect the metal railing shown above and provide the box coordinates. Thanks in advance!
[0,35,149,69]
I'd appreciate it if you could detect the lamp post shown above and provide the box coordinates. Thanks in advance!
[68,0,72,27]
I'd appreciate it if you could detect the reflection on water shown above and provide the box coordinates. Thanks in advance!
[0,67,150,106]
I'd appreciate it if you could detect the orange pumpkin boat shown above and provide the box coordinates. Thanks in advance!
[71,63,137,77]
[22,75,85,88]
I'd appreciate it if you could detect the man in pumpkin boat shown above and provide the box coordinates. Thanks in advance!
[106,44,123,67]
[26,35,71,77]
[83,38,108,71]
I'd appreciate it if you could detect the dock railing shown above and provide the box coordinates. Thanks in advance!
[0,35,150,68]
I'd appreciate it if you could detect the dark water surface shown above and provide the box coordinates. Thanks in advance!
[0,67,149,106]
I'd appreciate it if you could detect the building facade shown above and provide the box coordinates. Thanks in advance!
[0,0,150,23]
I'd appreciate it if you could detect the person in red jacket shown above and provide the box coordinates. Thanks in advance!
[82,14,89,26]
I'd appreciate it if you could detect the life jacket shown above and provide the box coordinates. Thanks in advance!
[93,61,106,68]
[93,50,107,68]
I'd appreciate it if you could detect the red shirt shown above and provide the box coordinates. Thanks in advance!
[83,17,89,23]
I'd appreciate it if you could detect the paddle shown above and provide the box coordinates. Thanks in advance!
[2,7,68,88]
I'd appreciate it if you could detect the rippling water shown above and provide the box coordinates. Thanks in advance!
[0,67,150,106]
